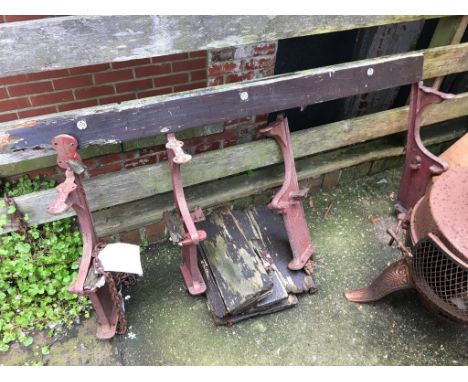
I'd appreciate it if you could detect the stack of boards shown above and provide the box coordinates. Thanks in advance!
[166,205,317,325]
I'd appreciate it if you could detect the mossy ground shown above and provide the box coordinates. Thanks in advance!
[2,167,467,365]
[117,167,467,365]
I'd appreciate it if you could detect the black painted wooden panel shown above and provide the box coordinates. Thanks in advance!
[2,53,423,151]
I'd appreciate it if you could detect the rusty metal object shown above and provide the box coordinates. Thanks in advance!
[47,134,124,339]
[165,133,207,295]
[345,259,413,302]
[94,248,128,335]
[397,82,454,211]
[3,195,29,239]
[346,130,468,324]
[410,168,468,264]
[411,234,468,324]
[261,117,315,270]
[438,133,468,171]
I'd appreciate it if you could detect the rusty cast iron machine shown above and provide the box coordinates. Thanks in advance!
[345,83,468,325]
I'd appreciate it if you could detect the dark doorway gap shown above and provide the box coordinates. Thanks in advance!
[269,18,440,132]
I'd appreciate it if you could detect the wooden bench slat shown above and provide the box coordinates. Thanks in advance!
[0,15,435,77]
[1,53,423,152]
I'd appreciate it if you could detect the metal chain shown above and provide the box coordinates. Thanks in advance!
[4,195,31,242]
[93,243,128,335]
[303,258,315,276]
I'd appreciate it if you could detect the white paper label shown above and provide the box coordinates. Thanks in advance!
[98,242,143,276]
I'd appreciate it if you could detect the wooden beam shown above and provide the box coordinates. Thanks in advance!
[2,73,467,178]
[0,139,402,236]
[427,16,467,49]
[423,43,468,79]
[2,42,467,171]
[0,15,435,77]
[0,124,224,177]
[1,91,466,234]
[0,53,423,152]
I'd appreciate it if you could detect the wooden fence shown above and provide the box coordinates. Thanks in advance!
[0,15,467,237]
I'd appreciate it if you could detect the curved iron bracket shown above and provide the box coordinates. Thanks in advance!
[166,133,207,295]
[47,134,120,339]
[261,116,315,270]
[397,82,454,211]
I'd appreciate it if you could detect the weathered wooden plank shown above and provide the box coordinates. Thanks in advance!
[198,208,273,314]
[0,124,222,176]
[1,92,467,232]
[212,295,298,326]
[0,15,435,77]
[1,138,393,235]
[3,119,464,238]
[247,206,317,295]
[198,207,294,322]
[423,43,468,79]
[0,143,122,177]
[199,204,314,324]
[0,53,423,152]
[428,15,468,89]
[428,16,467,49]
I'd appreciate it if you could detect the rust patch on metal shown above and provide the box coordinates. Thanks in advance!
[345,259,413,303]
[397,82,453,211]
[346,121,468,325]
[14,120,38,128]
[0,132,19,150]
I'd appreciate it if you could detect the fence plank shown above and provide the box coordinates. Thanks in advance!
[0,15,435,77]
[56,131,468,238]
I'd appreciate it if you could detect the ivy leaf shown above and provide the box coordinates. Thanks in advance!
[1,176,91,350]
[20,336,33,347]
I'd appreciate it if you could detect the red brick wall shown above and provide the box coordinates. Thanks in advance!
[0,53,207,123]
[0,15,46,23]
[207,42,278,145]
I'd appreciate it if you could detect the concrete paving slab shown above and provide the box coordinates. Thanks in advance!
[115,168,468,365]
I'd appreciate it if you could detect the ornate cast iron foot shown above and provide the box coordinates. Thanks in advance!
[345,259,413,303]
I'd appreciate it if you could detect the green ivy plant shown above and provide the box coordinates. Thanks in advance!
[0,176,91,353]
